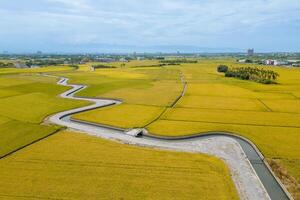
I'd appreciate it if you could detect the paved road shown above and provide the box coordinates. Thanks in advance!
[47,76,291,200]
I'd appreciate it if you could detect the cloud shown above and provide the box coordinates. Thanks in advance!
[45,0,92,10]
[0,0,299,52]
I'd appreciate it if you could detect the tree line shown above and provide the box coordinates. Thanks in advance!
[92,64,117,69]
[217,65,279,84]
[0,62,14,68]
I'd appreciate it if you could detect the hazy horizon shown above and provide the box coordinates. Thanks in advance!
[1,0,300,53]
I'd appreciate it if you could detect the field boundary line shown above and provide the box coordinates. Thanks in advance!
[0,128,64,160]
[143,71,187,128]
[257,99,273,112]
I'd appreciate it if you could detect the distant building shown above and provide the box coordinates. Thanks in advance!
[292,63,300,67]
[30,65,40,69]
[274,60,288,66]
[137,57,145,61]
[238,59,247,63]
[95,58,115,62]
[247,49,254,56]
[265,59,288,66]
[265,59,274,65]
[119,58,129,62]
[14,62,29,68]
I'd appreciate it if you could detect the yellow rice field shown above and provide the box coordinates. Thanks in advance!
[0,131,238,200]
[70,60,300,198]
[74,104,164,129]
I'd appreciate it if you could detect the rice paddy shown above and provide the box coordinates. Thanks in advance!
[62,64,182,128]
[0,68,88,157]
[0,131,239,200]
[0,63,239,199]
[71,60,300,198]
[1,59,300,199]
[74,104,164,129]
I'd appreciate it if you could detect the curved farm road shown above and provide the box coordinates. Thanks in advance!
[47,76,292,200]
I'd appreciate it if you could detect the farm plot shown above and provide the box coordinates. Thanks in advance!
[0,66,72,75]
[0,131,239,200]
[145,60,300,198]
[0,68,88,157]
[161,107,300,128]
[74,104,164,129]
[54,65,182,105]
[0,121,58,157]
[65,64,183,128]
[59,61,300,199]
[176,95,267,111]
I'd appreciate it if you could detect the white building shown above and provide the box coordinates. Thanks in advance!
[14,62,29,68]
[238,59,247,63]
[95,58,115,62]
[119,58,129,62]
[137,57,145,61]
[274,60,288,66]
[265,59,274,65]
[265,59,289,66]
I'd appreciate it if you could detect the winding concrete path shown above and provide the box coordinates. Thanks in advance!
[47,76,291,200]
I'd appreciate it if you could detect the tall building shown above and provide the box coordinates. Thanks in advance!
[247,49,254,56]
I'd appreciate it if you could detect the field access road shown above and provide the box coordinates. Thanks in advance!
[47,76,291,200]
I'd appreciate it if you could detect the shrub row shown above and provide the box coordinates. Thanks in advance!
[92,65,117,69]
[0,62,14,68]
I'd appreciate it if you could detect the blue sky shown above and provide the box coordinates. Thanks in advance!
[0,0,300,53]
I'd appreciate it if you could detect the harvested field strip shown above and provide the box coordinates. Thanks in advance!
[268,159,300,200]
